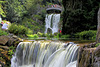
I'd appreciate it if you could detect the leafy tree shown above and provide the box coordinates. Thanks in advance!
[4,0,27,22]
[0,1,6,17]
[62,0,100,34]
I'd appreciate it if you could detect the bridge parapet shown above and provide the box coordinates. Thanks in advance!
[46,4,62,14]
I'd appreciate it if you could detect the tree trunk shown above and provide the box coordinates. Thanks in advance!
[96,8,100,43]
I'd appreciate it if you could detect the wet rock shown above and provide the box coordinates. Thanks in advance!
[0,48,10,67]
[0,35,22,47]
[7,35,22,47]
[83,42,96,48]
[93,61,100,67]
[93,45,100,67]
[77,42,100,67]
[0,35,23,67]
[0,36,9,45]
[77,47,96,67]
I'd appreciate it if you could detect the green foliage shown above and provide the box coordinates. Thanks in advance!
[1,0,46,33]
[8,23,32,36]
[4,0,44,23]
[27,29,33,34]
[42,33,46,37]
[54,34,59,39]
[22,17,45,33]
[34,15,42,20]
[0,28,8,36]
[0,1,6,17]
[37,32,43,37]
[61,35,70,39]
[8,50,14,56]
[46,2,53,5]
[62,0,99,34]
[95,43,100,47]
[75,30,97,40]
[45,33,50,39]
[53,33,62,39]
[27,34,39,39]
[5,0,27,22]
[8,46,16,56]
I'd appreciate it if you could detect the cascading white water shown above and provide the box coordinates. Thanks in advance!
[0,16,2,22]
[45,14,60,34]
[11,41,79,67]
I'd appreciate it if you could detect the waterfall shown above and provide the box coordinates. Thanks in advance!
[45,14,60,34]
[11,41,79,67]
[0,15,2,22]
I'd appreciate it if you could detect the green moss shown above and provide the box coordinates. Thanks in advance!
[95,43,100,47]
[27,34,39,39]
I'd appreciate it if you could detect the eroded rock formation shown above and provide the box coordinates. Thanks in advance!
[77,42,100,67]
[0,35,22,67]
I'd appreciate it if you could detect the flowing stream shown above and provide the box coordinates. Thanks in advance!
[11,41,79,67]
[45,14,60,34]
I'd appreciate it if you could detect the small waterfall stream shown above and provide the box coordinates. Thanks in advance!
[45,14,60,34]
[11,41,79,67]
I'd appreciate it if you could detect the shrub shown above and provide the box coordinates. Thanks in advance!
[8,46,15,56]
[27,29,33,34]
[34,15,42,20]
[54,34,59,39]
[8,23,31,36]
[95,43,100,47]
[22,17,45,34]
[37,32,43,37]
[45,33,50,39]
[0,28,8,36]
[75,30,97,40]
[61,35,70,39]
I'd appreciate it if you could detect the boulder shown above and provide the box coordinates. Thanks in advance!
[0,36,9,45]
[0,35,22,47]
[93,45,100,67]
[0,35,23,67]
[7,34,22,47]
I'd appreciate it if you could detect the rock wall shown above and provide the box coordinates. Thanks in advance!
[77,42,100,67]
[0,35,22,67]
[93,46,100,67]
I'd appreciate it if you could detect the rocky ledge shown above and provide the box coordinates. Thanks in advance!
[0,35,22,67]
[77,42,100,67]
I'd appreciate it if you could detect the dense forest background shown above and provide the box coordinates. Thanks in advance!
[62,0,100,35]
[0,0,100,35]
